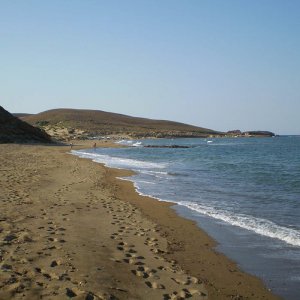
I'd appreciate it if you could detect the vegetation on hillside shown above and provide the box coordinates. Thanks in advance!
[22,108,219,140]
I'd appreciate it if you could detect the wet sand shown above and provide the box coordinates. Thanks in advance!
[0,142,281,299]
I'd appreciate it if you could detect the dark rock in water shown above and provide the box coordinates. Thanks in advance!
[143,145,192,149]
[0,106,52,143]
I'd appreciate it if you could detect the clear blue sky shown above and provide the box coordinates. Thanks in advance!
[1,1,299,134]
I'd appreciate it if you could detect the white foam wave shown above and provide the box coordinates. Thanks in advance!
[116,139,133,145]
[178,201,300,247]
[116,140,143,147]
[144,170,168,175]
[132,141,143,147]
[139,170,169,179]
[135,180,156,185]
[116,177,172,202]
[132,184,169,201]
[71,150,166,170]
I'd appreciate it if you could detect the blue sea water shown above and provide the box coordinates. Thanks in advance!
[72,137,300,299]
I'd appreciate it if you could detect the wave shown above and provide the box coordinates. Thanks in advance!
[134,180,156,185]
[116,176,155,185]
[178,201,300,247]
[116,177,169,200]
[71,150,166,170]
[115,172,300,247]
[139,170,169,179]
[116,140,143,147]
[133,141,143,147]
[116,139,133,145]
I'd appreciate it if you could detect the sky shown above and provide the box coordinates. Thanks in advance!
[1,1,299,134]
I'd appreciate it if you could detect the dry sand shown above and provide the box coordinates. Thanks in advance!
[0,141,281,300]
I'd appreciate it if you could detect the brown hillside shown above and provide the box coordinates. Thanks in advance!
[23,108,219,139]
[0,106,52,143]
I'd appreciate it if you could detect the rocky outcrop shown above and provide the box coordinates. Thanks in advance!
[243,131,275,137]
[227,130,242,135]
[225,130,275,138]
[0,106,52,143]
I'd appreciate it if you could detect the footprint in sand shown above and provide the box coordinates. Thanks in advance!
[164,288,207,300]
[50,259,62,267]
[145,281,165,289]
[131,269,149,278]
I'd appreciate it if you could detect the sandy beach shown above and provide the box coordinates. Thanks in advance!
[0,141,280,300]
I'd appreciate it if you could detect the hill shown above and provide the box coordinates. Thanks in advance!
[0,106,52,143]
[22,108,220,140]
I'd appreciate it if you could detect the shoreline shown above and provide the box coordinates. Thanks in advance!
[99,165,281,300]
[72,140,281,299]
[0,141,280,299]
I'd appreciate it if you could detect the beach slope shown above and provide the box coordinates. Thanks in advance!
[0,142,280,299]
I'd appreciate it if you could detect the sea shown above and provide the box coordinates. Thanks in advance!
[72,136,300,300]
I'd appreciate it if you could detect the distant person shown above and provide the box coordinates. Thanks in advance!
[93,142,97,149]
[70,142,73,149]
